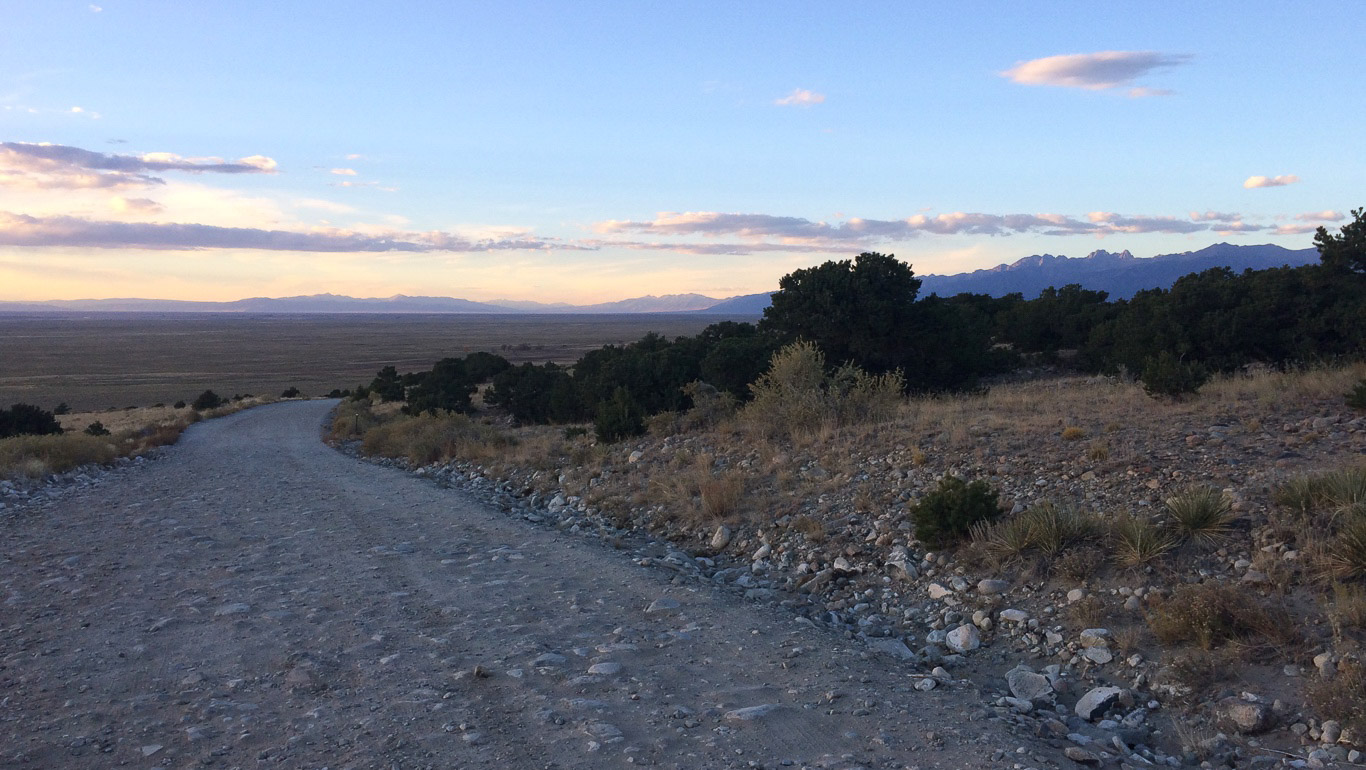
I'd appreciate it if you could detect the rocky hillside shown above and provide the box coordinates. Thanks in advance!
[338,364,1366,768]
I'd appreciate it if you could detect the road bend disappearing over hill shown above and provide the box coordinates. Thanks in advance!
[1,400,1055,769]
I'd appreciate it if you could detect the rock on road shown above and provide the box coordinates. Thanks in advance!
[1,400,1053,769]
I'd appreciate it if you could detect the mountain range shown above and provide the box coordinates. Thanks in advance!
[0,243,1319,315]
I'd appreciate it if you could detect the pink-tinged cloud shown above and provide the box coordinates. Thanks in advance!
[1243,174,1299,189]
[592,207,1284,252]
[1272,224,1319,235]
[330,168,357,176]
[109,196,164,215]
[1294,210,1343,222]
[1189,211,1241,222]
[774,88,826,107]
[0,142,278,189]
[1002,51,1191,90]
[1127,87,1174,98]
[0,211,583,253]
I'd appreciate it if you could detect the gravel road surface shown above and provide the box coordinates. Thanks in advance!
[1,400,1057,769]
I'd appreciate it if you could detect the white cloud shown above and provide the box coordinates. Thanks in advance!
[0,142,278,190]
[774,88,825,107]
[1243,174,1299,189]
[1002,51,1191,91]
[89,4,102,11]
[345,153,365,160]
[330,168,357,176]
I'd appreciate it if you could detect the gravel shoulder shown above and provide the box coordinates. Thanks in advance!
[1,400,1059,769]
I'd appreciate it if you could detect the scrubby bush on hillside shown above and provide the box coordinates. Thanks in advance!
[910,475,1002,548]
[595,387,646,443]
[0,403,64,439]
[191,390,225,411]
[740,341,904,440]
[1141,351,1208,399]
[1347,379,1366,411]
[281,386,302,398]
[83,421,110,436]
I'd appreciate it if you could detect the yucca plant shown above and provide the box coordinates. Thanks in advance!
[1111,512,1175,568]
[1164,485,1237,547]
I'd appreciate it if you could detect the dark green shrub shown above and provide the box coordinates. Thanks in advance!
[368,366,405,402]
[0,403,65,439]
[53,402,71,415]
[463,352,512,383]
[403,358,477,415]
[84,421,110,436]
[281,386,302,398]
[191,390,224,411]
[563,426,588,439]
[594,387,645,443]
[1347,379,1366,411]
[910,476,1002,548]
[1140,351,1208,398]
[173,400,186,409]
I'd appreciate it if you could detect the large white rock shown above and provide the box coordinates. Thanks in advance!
[945,623,981,653]
[1075,686,1122,721]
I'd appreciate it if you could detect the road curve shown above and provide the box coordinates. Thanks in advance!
[1,400,1046,769]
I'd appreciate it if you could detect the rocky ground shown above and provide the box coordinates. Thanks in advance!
[368,369,1366,769]
[4,399,1089,770]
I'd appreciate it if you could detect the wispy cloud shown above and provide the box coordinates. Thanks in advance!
[1243,174,1299,189]
[1294,210,1343,222]
[774,88,825,107]
[1002,51,1191,91]
[1127,87,1174,99]
[330,168,357,176]
[0,211,583,253]
[589,207,1295,254]
[0,142,278,189]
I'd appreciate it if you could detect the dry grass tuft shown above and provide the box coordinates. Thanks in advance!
[1146,582,1301,653]
[698,470,745,520]
[1067,594,1108,627]
[1327,583,1366,641]
[1305,659,1366,736]
[791,514,826,543]
[1061,426,1086,441]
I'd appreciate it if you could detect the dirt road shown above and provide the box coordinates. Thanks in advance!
[1,400,1056,769]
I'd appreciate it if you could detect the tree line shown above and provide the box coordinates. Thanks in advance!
[359,208,1365,434]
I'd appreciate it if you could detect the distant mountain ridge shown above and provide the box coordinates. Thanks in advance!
[0,242,1320,315]
[917,242,1318,299]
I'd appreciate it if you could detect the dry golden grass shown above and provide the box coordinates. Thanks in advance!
[359,410,514,466]
[0,433,119,478]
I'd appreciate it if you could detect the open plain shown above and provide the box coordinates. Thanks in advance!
[0,313,726,412]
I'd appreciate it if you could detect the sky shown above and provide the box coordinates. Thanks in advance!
[2,1,1362,303]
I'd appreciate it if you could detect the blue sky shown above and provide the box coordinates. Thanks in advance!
[2,1,1361,302]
